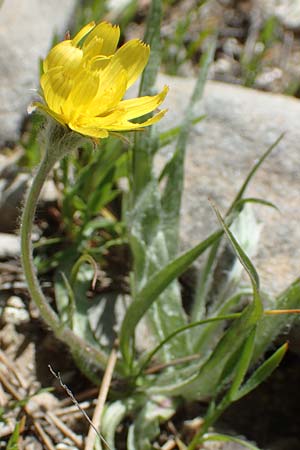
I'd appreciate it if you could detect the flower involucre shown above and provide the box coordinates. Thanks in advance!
[36,21,168,139]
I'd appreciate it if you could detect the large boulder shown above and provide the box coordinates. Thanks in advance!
[155,73,300,296]
[0,0,77,146]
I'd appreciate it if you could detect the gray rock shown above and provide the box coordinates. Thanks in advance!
[155,73,300,296]
[0,0,77,146]
[3,295,29,323]
[0,233,20,259]
[259,0,300,30]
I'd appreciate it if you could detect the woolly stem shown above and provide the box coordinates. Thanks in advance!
[20,122,111,373]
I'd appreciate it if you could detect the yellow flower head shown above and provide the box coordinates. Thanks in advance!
[35,21,168,139]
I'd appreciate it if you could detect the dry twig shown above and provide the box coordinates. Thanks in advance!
[84,343,118,450]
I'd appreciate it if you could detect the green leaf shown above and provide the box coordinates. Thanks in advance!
[70,253,97,286]
[160,37,216,257]
[101,400,130,450]
[147,360,208,397]
[227,327,256,401]
[227,133,284,216]
[61,138,124,235]
[191,134,284,322]
[131,0,162,199]
[212,202,260,291]
[234,342,288,401]
[194,289,252,357]
[86,170,120,216]
[120,229,222,368]
[88,292,120,349]
[127,181,189,365]
[253,278,300,361]
[55,256,99,347]
[176,307,259,399]
[234,197,279,212]
[211,202,263,320]
[138,313,241,376]
[194,204,261,332]
[6,421,21,450]
[139,0,162,97]
[191,236,220,322]
[60,272,75,328]
[127,397,175,450]
[200,433,261,450]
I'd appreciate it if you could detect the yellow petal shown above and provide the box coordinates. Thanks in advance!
[83,22,120,56]
[104,109,168,131]
[77,109,126,128]
[82,36,104,61]
[109,40,150,88]
[72,21,95,46]
[39,21,168,137]
[64,66,100,117]
[69,122,109,139]
[90,54,112,72]
[43,41,83,76]
[87,68,128,116]
[119,85,169,120]
[43,22,95,73]
[41,67,73,115]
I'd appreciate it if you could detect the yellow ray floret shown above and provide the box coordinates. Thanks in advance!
[35,21,168,139]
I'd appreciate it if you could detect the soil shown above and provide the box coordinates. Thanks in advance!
[122,0,300,96]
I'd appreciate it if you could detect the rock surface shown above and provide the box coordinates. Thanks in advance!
[0,233,20,259]
[0,0,77,146]
[155,73,300,296]
[259,0,300,30]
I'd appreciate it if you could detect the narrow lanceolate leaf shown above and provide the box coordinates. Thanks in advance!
[54,258,100,348]
[227,133,284,216]
[139,0,162,96]
[161,36,217,257]
[127,180,190,367]
[139,313,241,375]
[147,308,255,400]
[212,202,260,290]
[132,0,162,199]
[234,197,279,212]
[234,343,288,401]
[101,400,133,450]
[253,278,300,361]
[200,433,261,450]
[193,290,252,354]
[126,27,216,366]
[173,304,260,399]
[211,201,263,318]
[227,327,256,401]
[127,398,175,450]
[120,229,223,367]
[6,420,22,450]
[191,134,283,322]
[191,236,220,322]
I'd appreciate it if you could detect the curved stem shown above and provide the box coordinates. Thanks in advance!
[20,150,111,373]
[21,155,60,329]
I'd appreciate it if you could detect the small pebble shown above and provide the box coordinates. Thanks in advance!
[3,295,29,323]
